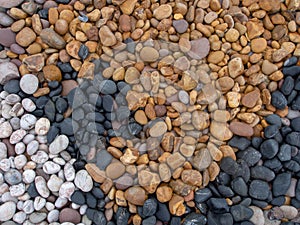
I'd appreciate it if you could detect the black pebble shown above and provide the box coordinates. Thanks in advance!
[3,79,20,94]
[273,173,291,197]
[250,165,275,182]
[99,80,117,95]
[207,198,229,213]
[228,136,251,151]
[58,62,73,73]
[278,144,292,161]
[48,81,60,89]
[281,76,294,95]
[260,139,279,159]
[102,95,114,112]
[249,180,270,200]
[55,98,68,114]
[265,114,282,127]
[183,212,207,225]
[142,216,156,225]
[47,126,59,143]
[44,100,56,122]
[194,188,212,203]
[207,211,233,225]
[78,44,89,60]
[271,91,287,110]
[231,177,248,197]
[155,202,170,222]
[71,190,85,205]
[283,65,300,77]
[230,204,253,222]
[284,56,298,67]
[38,8,48,19]
[237,147,261,167]
[264,125,279,138]
[291,117,300,132]
[115,207,130,225]
[142,198,157,217]
[286,132,300,147]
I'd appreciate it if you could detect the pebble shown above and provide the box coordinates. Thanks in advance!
[59,208,81,224]
[19,74,39,94]
[43,161,61,174]
[153,4,172,20]
[0,28,16,47]
[35,176,50,198]
[99,25,117,47]
[230,204,253,222]
[16,27,36,47]
[260,139,279,159]
[9,129,27,144]
[4,169,22,185]
[35,118,50,135]
[249,180,270,200]
[49,135,69,155]
[47,175,63,192]
[0,121,13,138]
[249,206,265,225]
[0,0,24,8]
[149,121,167,137]
[59,182,75,199]
[229,122,254,137]
[125,186,146,205]
[173,19,189,33]
[273,173,291,197]
[40,28,66,49]
[188,38,210,60]
[0,201,16,221]
[271,91,287,109]
[0,62,20,85]
[140,46,159,62]
[105,161,125,179]
[74,170,93,192]
[20,114,36,130]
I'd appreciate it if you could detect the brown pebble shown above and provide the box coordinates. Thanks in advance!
[229,121,254,137]
[43,65,62,82]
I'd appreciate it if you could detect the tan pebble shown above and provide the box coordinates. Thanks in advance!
[246,20,264,39]
[16,27,36,47]
[210,121,233,141]
[43,65,62,82]
[156,186,173,203]
[228,57,244,78]
[213,110,230,122]
[106,161,126,180]
[11,19,25,33]
[119,14,131,32]
[140,46,159,62]
[251,38,267,53]
[219,145,236,160]
[125,186,146,206]
[149,121,167,137]
[59,10,74,23]
[99,25,117,47]
[33,87,50,97]
[125,67,140,84]
[229,121,254,137]
[207,51,224,64]
[181,169,202,186]
[169,194,185,216]
[70,59,82,72]
[133,214,142,225]
[126,91,149,111]
[120,0,138,15]
[78,61,95,79]
[241,89,260,108]
[153,4,172,20]
[216,76,234,92]
[138,170,160,193]
[134,110,148,125]
[166,152,185,170]
[85,163,106,183]
[66,40,81,60]
[261,60,278,75]
[55,19,69,35]
[225,28,240,42]
[23,53,45,72]
[120,148,139,165]
[48,8,59,25]
[208,162,220,181]
[269,70,284,81]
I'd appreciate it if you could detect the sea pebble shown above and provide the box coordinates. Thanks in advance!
[0,201,16,221]
[49,135,69,155]
[20,114,37,130]
[20,74,39,94]
[74,170,93,192]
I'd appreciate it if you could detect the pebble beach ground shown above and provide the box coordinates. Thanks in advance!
[0,0,300,224]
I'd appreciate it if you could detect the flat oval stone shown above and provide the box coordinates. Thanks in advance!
[22,98,36,112]
[49,135,69,155]
[140,47,159,62]
[149,121,167,137]
[105,161,125,180]
[20,74,39,94]
[0,121,13,138]
[125,186,147,206]
[229,122,254,137]
[20,114,37,130]
[0,28,16,47]
[35,176,50,198]
[188,38,210,60]
[74,170,93,192]
[0,201,16,221]
[241,89,260,108]
[9,129,27,144]
[271,91,287,110]
[35,118,50,135]
[59,208,81,224]
[40,28,66,49]
[0,62,20,85]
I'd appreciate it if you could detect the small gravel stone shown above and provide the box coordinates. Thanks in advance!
[20,74,39,95]
[0,28,16,47]
[40,28,66,49]
[4,169,22,185]
[20,114,36,130]
[140,46,159,62]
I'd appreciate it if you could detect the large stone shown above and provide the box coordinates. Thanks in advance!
[0,201,16,221]
[0,62,20,85]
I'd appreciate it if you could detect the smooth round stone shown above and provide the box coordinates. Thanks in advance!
[284,56,298,67]
[178,90,189,104]
[22,98,36,112]
[74,170,93,192]
[264,125,279,138]
[14,155,27,169]
[4,169,22,185]
[13,211,26,224]
[35,176,50,198]
[260,139,279,159]
[26,140,39,155]
[47,174,63,192]
[5,94,21,105]
[271,91,287,110]
[172,19,189,34]
[140,46,159,62]
[3,80,20,94]
[22,169,35,184]
[0,201,16,222]
[59,208,81,224]
[10,183,26,197]
[35,118,50,135]
[59,182,75,199]
[149,121,167,137]
[249,180,270,200]
[48,209,59,223]
[273,173,291,197]
[49,135,69,155]
[29,212,47,223]
[230,205,253,222]
[10,117,20,131]
[99,80,117,95]
[20,74,39,94]
[43,161,61,174]
[0,121,13,139]
[20,114,37,130]
[0,142,7,160]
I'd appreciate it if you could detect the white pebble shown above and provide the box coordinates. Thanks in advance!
[43,161,61,174]
[31,151,49,164]
[0,201,16,222]
[26,140,39,155]
[0,121,13,139]
[23,169,36,184]
[14,155,27,169]
[79,205,88,215]
[0,183,9,195]
[10,117,20,130]
[46,202,55,211]
[47,175,63,192]
[10,129,27,144]
[9,102,24,117]
[35,118,50,135]
[2,103,12,119]
[55,197,68,208]
[0,142,7,160]
[10,183,26,197]
[22,133,35,144]
[20,114,37,130]
[0,91,9,99]
[35,176,50,198]
[53,157,65,166]
[74,170,93,192]
[13,211,27,224]
[22,98,36,112]
[49,135,69,155]
[36,135,47,144]
[0,158,11,171]
[59,182,75,199]
[48,209,59,223]
[64,162,75,182]
[23,199,34,214]
[5,94,21,105]
[15,142,25,154]
[20,74,39,94]
[1,191,17,203]
[34,196,46,211]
